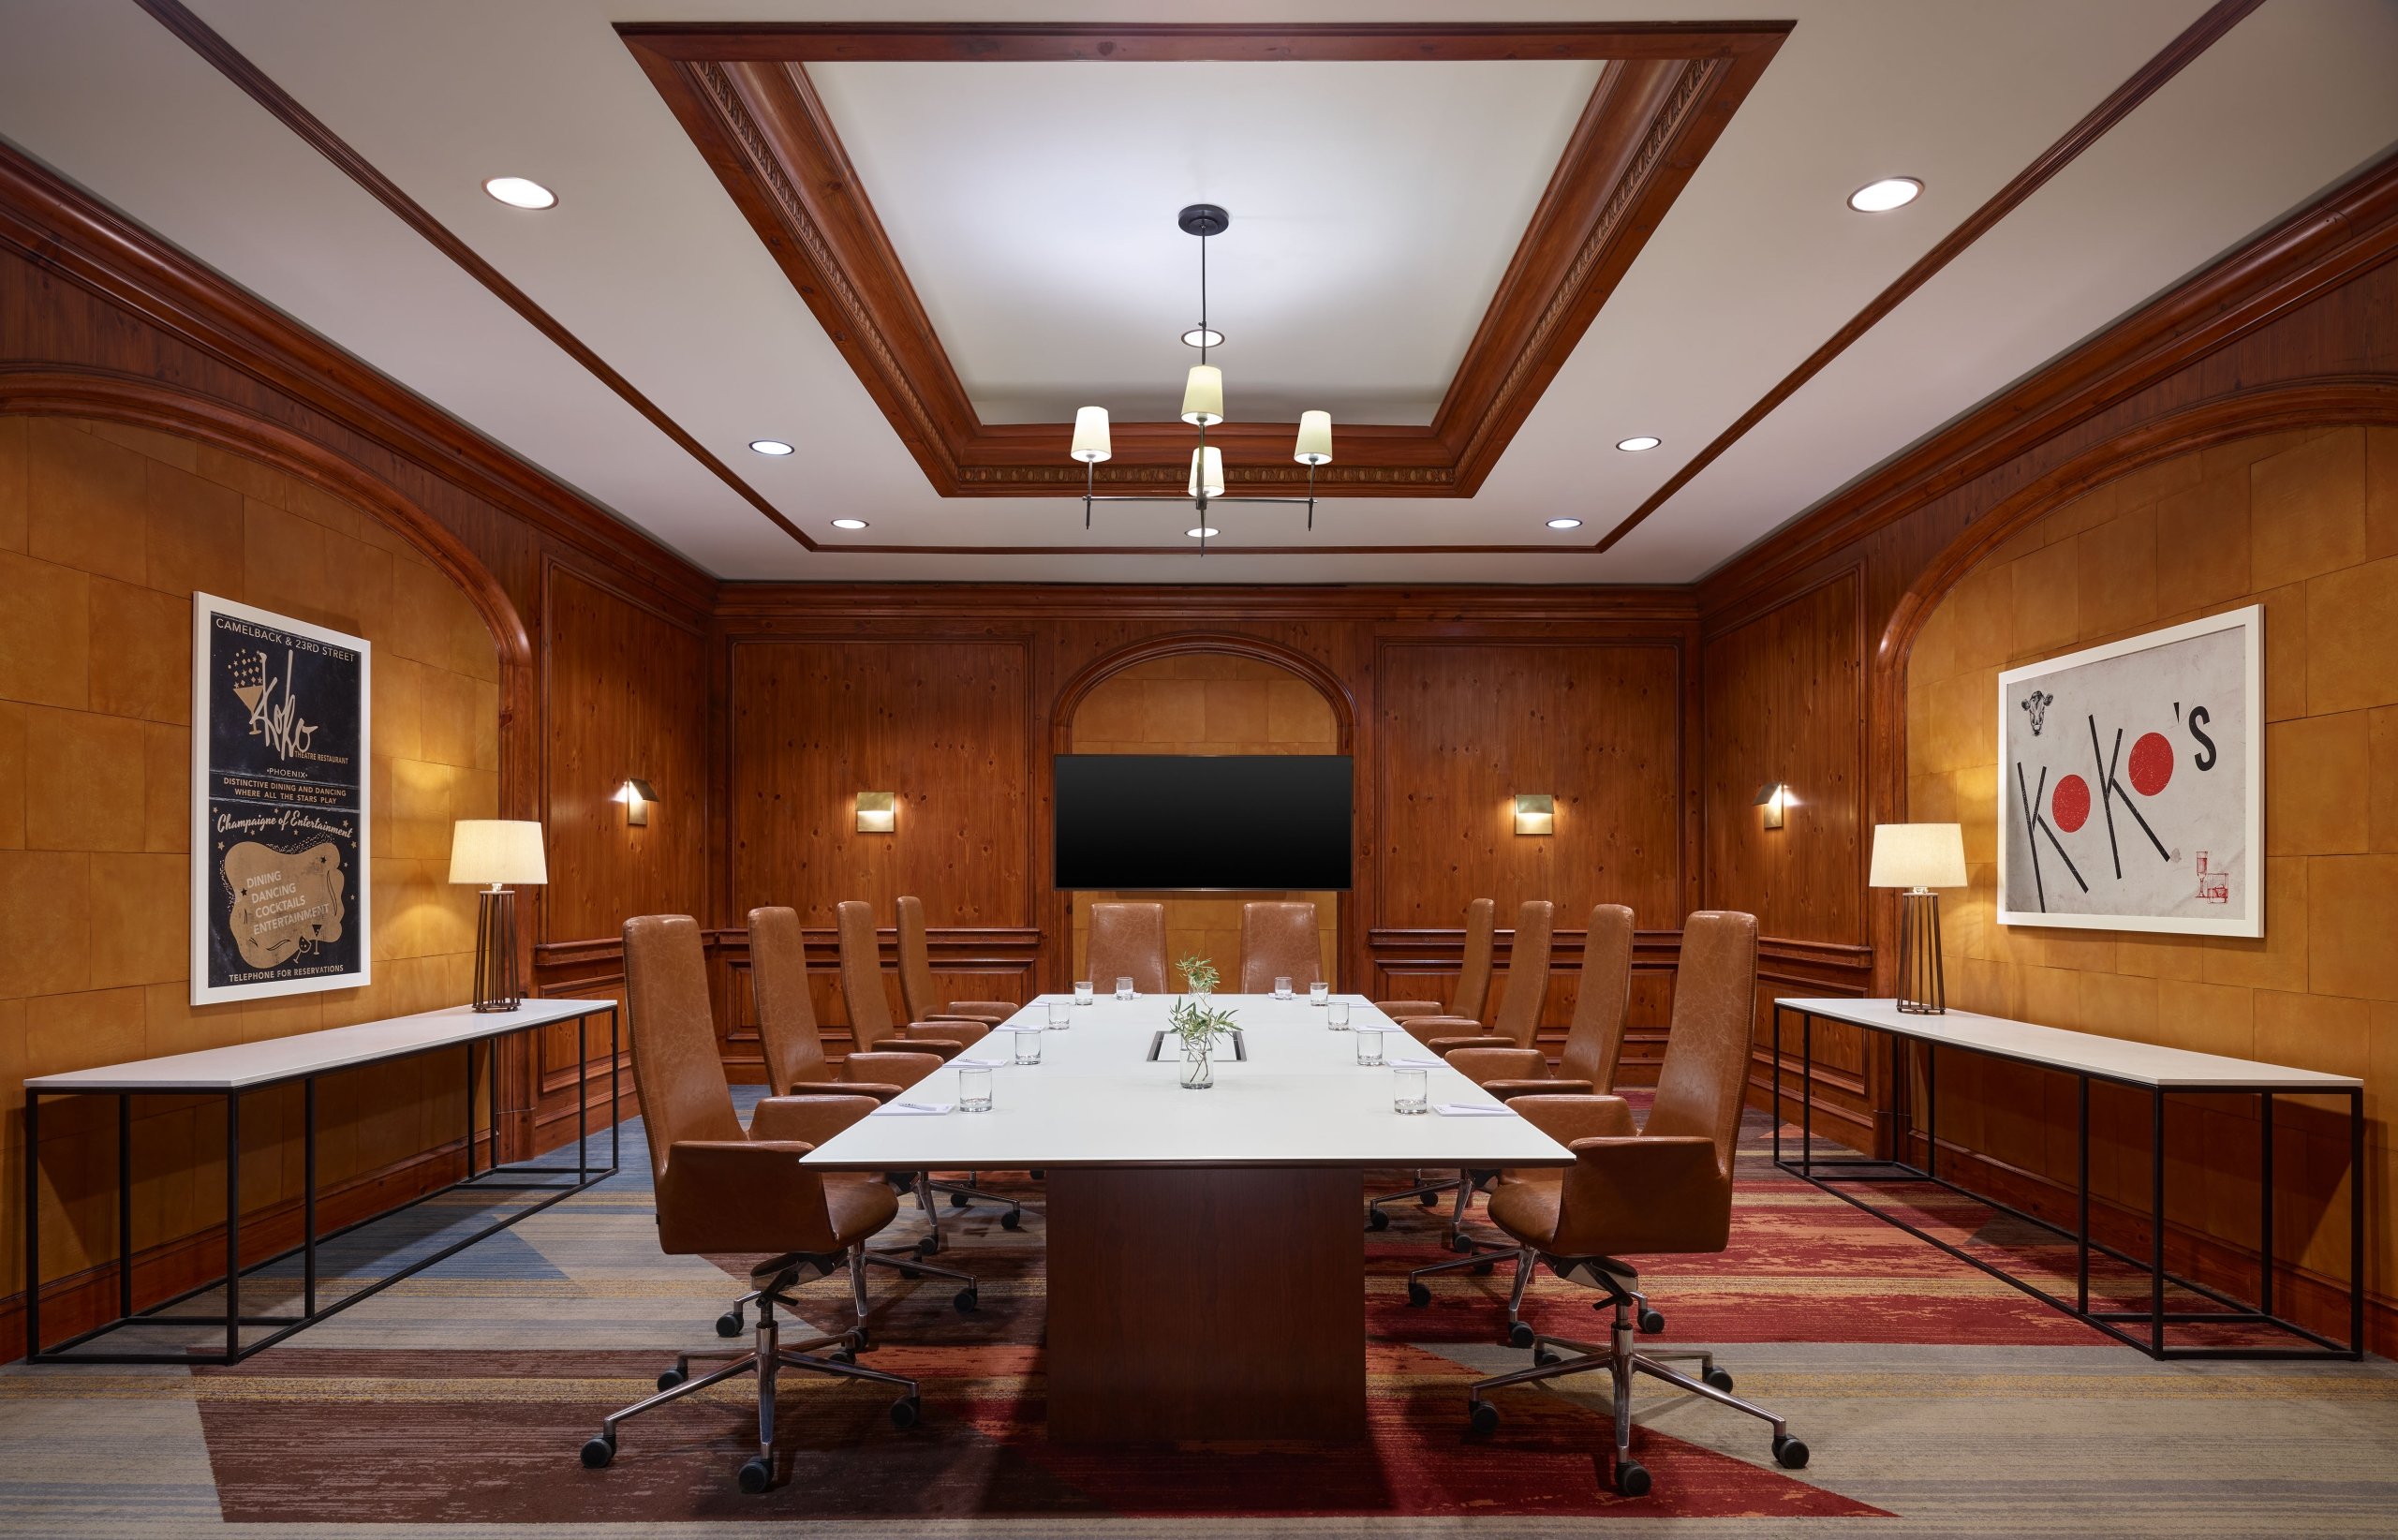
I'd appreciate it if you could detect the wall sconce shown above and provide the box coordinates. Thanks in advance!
[856,792,896,834]
[614,778,657,827]
[1513,793,1554,837]
[1754,781,1793,830]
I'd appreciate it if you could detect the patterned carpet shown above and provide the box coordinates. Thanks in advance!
[5,1094,2395,1536]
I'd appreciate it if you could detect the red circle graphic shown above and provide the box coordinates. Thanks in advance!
[2051,775,2091,833]
[2128,732,2174,797]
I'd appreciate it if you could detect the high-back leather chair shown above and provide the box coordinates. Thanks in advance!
[835,901,987,1058]
[1238,900,1324,993]
[895,896,1016,1026]
[749,906,940,1099]
[1447,904,1635,1099]
[1458,911,1809,1498]
[1405,899,1555,1053]
[1375,897,1495,1023]
[1086,901,1167,994]
[583,914,967,1492]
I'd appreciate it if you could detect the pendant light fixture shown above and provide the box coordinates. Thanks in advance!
[1070,205,1334,549]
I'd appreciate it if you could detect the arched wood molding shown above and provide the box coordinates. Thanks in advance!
[1863,376,2398,993]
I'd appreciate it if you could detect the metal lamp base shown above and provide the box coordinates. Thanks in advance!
[471,886,521,1013]
[1894,888,1946,1014]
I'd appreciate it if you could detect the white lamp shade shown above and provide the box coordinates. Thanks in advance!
[1294,409,1333,465]
[1071,405,1112,463]
[450,819,548,886]
[1187,446,1225,499]
[1180,364,1224,426]
[1869,823,1966,889]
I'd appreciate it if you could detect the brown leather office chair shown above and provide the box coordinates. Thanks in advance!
[896,896,1017,1026]
[1238,900,1324,993]
[1402,898,1555,1052]
[582,915,977,1493]
[835,899,1020,1232]
[1458,911,1808,1497]
[1374,897,1496,1022]
[1086,901,1167,994]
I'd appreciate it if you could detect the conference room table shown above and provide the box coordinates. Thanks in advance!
[802,992,1574,1442]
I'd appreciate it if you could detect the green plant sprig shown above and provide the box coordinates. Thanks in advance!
[1167,996,1238,1049]
[1177,954,1220,996]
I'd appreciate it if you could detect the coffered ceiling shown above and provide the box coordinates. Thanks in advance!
[1,2,2395,584]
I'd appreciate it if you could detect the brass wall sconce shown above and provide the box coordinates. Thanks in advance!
[856,792,896,834]
[1513,793,1554,837]
[1754,782,1793,830]
[614,778,658,827]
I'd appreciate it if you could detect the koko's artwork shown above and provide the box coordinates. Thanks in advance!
[1996,605,2261,937]
[189,594,373,1004]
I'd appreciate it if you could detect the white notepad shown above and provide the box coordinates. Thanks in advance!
[1433,1102,1517,1118]
[1386,1056,1443,1070]
[871,1100,955,1117]
[952,1055,1011,1068]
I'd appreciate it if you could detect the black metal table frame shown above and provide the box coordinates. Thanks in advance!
[23,1003,619,1366]
[1771,1001,2362,1361]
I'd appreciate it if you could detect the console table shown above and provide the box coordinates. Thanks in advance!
[1772,997,2362,1359]
[22,998,618,1365]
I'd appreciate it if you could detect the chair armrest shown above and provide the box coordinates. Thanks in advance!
[867,1031,959,1059]
[1480,1077,1594,1100]
[900,1019,989,1048]
[748,1093,878,1146]
[1373,1000,1444,1019]
[787,1078,908,1103]
[1443,1047,1546,1084]
[1404,1015,1482,1047]
[655,1140,836,1254]
[1506,1093,1637,1144]
[942,1000,1019,1020]
[1557,1135,1732,1255]
[841,1050,943,1087]
[1427,1034,1514,1056]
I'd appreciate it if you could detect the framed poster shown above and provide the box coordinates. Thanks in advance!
[1996,605,2260,937]
[190,594,372,1004]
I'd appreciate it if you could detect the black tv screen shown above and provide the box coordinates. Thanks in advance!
[1054,755,1353,890]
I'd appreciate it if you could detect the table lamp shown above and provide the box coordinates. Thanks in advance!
[450,819,548,1012]
[1869,822,1965,1014]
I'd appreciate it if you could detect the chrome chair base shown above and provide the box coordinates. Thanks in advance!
[583,1253,924,1491]
[1463,1255,1809,1497]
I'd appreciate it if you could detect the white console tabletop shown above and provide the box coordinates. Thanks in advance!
[1775,998,2361,1090]
[25,999,618,1093]
[803,993,1575,1171]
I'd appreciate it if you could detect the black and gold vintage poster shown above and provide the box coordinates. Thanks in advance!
[189,594,372,1004]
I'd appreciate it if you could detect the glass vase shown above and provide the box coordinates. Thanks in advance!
[1179,1041,1214,1090]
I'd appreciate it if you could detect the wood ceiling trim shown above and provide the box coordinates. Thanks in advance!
[622,22,1786,501]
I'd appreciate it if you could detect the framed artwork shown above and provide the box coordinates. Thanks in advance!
[1996,605,2260,937]
[189,594,373,1004]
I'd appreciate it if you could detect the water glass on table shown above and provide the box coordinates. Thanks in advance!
[1273,976,1294,1000]
[1354,1029,1384,1067]
[1394,1066,1429,1115]
[1115,976,1136,1001]
[1047,1000,1072,1029]
[1073,980,1094,1006]
[1014,1030,1044,1065]
[959,1065,994,1112]
[1326,1000,1350,1030]
[1310,982,1330,1006]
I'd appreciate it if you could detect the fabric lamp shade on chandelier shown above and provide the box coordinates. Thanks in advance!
[1070,204,1334,546]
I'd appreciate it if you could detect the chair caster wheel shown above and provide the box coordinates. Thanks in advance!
[655,1368,686,1392]
[1468,1401,1499,1435]
[1533,1349,1562,1367]
[954,1288,979,1313]
[1704,1366,1735,1392]
[1637,1308,1665,1334]
[1773,1434,1809,1469]
[890,1396,922,1430]
[1471,1259,1495,1276]
[1418,1191,1440,1207]
[1613,1459,1650,1497]
[715,1310,744,1338]
[1366,1207,1390,1231]
[829,1347,855,1365]
[580,1434,615,1469]
[948,1192,971,1208]
[999,1209,1023,1231]
[1508,1321,1536,1349]
[1406,1281,1431,1307]
[1449,1233,1476,1253]
[737,1456,772,1493]
[914,1236,940,1258]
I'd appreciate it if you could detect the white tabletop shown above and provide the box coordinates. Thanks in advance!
[801,994,1576,1171]
[24,1000,618,1092]
[1775,998,2362,1091]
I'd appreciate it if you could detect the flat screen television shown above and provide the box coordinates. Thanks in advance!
[1053,754,1353,890]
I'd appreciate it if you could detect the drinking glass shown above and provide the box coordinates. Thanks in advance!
[1014,1030,1044,1065]
[1326,1000,1351,1029]
[1310,982,1330,1006]
[1354,1030,1385,1067]
[959,1065,994,1112]
[1273,976,1294,1000]
[1073,980,1094,1006]
[1394,1066,1429,1114]
[1116,976,1136,1001]
[1046,1000,1072,1029]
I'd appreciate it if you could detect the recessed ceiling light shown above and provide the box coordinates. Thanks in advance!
[748,439,794,456]
[1616,436,1662,452]
[1547,517,1582,529]
[482,176,556,211]
[1186,526,1220,539]
[831,518,868,530]
[1847,177,1922,213]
